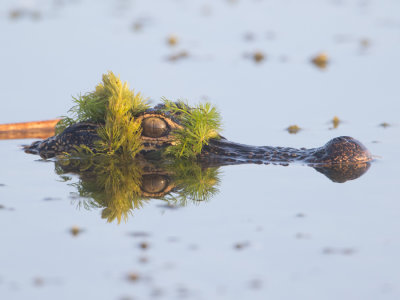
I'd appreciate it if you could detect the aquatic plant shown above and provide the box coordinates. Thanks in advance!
[56,156,146,223]
[165,160,220,204]
[55,156,221,223]
[56,72,149,159]
[55,72,222,160]
[162,99,222,159]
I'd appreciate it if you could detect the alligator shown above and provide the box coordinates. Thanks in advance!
[24,104,372,183]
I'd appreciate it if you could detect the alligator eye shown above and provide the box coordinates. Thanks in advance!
[142,117,168,138]
[141,174,169,194]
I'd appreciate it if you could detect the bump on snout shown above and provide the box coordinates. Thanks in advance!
[322,136,372,164]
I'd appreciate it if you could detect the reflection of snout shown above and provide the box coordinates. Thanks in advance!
[141,174,171,196]
[314,162,371,183]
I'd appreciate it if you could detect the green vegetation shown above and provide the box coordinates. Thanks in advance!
[56,156,145,223]
[55,72,222,160]
[162,99,222,159]
[56,72,149,159]
[50,72,225,223]
[55,157,220,224]
[164,160,220,204]
[286,124,301,134]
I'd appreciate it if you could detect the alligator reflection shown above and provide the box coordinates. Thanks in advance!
[55,157,370,223]
[55,157,220,223]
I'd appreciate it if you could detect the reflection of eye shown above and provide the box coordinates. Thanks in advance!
[142,117,168,138]
[141,174,169,194]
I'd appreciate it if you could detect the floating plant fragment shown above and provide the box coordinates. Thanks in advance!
[167,34,178,46]
[286,125,301,134]
[331,116,340,129]
[70,226,83,236]
[379,122,390,128]
[167,51,189,62]
[311,52,329,69]
[253,51,265,63]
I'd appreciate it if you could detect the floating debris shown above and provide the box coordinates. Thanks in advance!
[379,122,390,128]
[132,22,143,32]
[167,51,189,62]
[131,17,151,33]
[128,231,150,238]
[295,213,305,218]
[9,9,41,21]
[234,241,250,250]
[138,256,148,263]
[139,242,149,250]
[33,277,44,287]
[0,205,14,211]
[360,38,370,49]
[151,287,164,297]
[322,247,356,255]
[177,286,190,297]
[249,279,263,289]
[243,32,255,42]
[70,226,83,237]
[331,116,341,129]
[126,272,139,282]
[188,244,199,251]
[167,35,178,46]
[286,125,301,134]
[43,197,61,201]
[295,232,311,239]
[167,236,180,243]
[157,203,178,210]
[311,52,329,69]
[253,51,265,63]
[0,184,5,187]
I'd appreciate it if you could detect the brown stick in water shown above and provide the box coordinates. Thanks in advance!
[0,119,60,140]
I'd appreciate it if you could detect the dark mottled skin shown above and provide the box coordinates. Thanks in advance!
[25,122,100,159]
[25,112,372,166]
[201,136,371,166]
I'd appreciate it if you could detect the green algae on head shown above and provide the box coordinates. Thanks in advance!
[54,71,222,160]
[56,72,149,133]
[55,72,150,159]
[56,72,151,160]
[161,99,222,159]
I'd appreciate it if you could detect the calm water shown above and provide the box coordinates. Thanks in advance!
[1,0,400,299]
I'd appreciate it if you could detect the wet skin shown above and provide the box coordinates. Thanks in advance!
[25,108,372,182]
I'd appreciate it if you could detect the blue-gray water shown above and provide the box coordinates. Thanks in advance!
[1,0,400,299]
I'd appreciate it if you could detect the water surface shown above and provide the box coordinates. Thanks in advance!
[1,0,400,299]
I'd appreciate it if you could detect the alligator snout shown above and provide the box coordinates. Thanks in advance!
[306,136,372,165]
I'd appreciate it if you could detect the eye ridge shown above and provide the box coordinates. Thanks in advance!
[141,117,169,138]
